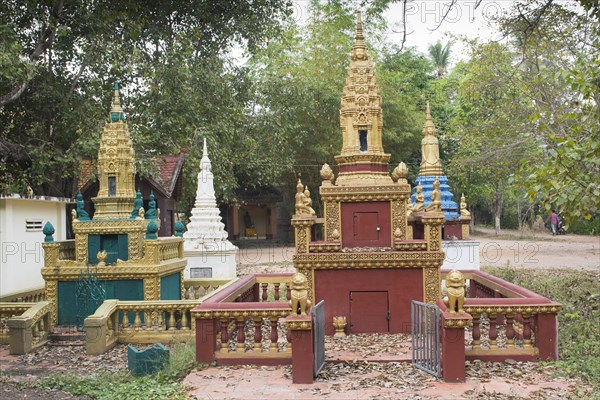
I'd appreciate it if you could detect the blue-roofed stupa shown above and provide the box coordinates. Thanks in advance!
[411,102,459,220]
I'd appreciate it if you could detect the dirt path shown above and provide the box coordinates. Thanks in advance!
[235,228,600,272]
[473,227,599,270]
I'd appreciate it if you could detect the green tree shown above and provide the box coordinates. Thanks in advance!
[428,41,452,79]
[0,0,292,198]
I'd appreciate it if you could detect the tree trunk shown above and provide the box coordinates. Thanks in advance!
[494,182,503,235]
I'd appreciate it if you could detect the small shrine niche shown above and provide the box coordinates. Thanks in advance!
[359,130,368,152]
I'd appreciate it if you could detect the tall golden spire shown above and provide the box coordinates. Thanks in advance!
[92,83,137,219]
[419,101,444,176]
[335,12,391,186]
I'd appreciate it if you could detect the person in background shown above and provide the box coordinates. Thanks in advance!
[547,210,559,235]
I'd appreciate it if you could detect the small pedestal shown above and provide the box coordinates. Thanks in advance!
[441,312,472,383]
[286,315,314,384]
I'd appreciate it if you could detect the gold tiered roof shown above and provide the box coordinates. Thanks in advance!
[334,12,391,186]
[92,83,137,219]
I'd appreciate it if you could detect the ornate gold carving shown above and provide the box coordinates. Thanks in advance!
[461,222,470,240]
[320,163,334,185]
[286,319,312,331]
[320,184,410,203]
[443,270,466,314]
[423,267,441,304]
[293,251,444,270]
[333,316,347,337]
[444,315,472,329]
[289,273,311,317]
[92,84,136,220]
[463,304,562,315]
[391,162,408,184]
[44,280,57,326]
[427,225,441,252]
[391,200,406,241]
[324,202,341,241]
[393,241,428,251]
[192,308,290,321]
[308,242,341,253]
[144,277,159,300]
[97,250,107,267]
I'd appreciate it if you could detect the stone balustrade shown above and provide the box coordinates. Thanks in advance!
[58,240,76,260]
[255,274,293,302]
[184,278,233,300]
[441,270,561,363]
[84,277,234,355]
[0,288,45,303]
[6,301,53,354]
[193,274,295,366]
[0,303,36,344]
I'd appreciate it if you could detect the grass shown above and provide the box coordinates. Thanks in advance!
[40,341,203,400]
[484,265,600,393]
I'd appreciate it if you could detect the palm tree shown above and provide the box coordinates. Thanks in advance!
[428,41,452,79]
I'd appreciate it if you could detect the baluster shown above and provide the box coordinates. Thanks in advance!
[270,318,278,349]
[254,318,262,350]
[286,283,291,301]
[220,320,229,352]
[181,309,189,330]
[505,313,515,348]
[39,318,46,335]
[522,313,533,348]
[274,283,281,301]
[236,319,245,351]
[471,313,481,350]
[122,309,130,329]
[488,313,498,350]
[168,309,176,330]
[32,321,39,338]
[261,283,268,301]
[134,309,142,330]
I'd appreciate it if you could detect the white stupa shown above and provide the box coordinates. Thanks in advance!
[183,138,237,279]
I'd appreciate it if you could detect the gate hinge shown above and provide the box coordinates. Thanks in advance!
[386,310,391,321]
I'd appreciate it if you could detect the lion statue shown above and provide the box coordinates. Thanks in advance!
[289,272,311,316]
[443,269,466,314]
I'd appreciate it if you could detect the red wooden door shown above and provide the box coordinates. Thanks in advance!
[341,202,391,248]
[349,291,389,333]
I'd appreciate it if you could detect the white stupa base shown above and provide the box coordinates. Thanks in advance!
[184,245,238,279]
[441,240,480,271]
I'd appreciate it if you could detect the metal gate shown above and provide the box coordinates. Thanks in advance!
[313,300,325,376]
[411,301,441,377]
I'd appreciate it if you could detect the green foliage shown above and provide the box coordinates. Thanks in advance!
[0,0,292,197]
[484,266,600,390]
[41,342,199,400]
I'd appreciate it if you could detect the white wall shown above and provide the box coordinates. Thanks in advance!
[0,196,72,296]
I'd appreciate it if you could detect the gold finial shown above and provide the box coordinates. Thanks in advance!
[351,11,368,62]
[110,82,124,121]
[423,101,436,136]
[333,316,347,337]
[320,163,334,184]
